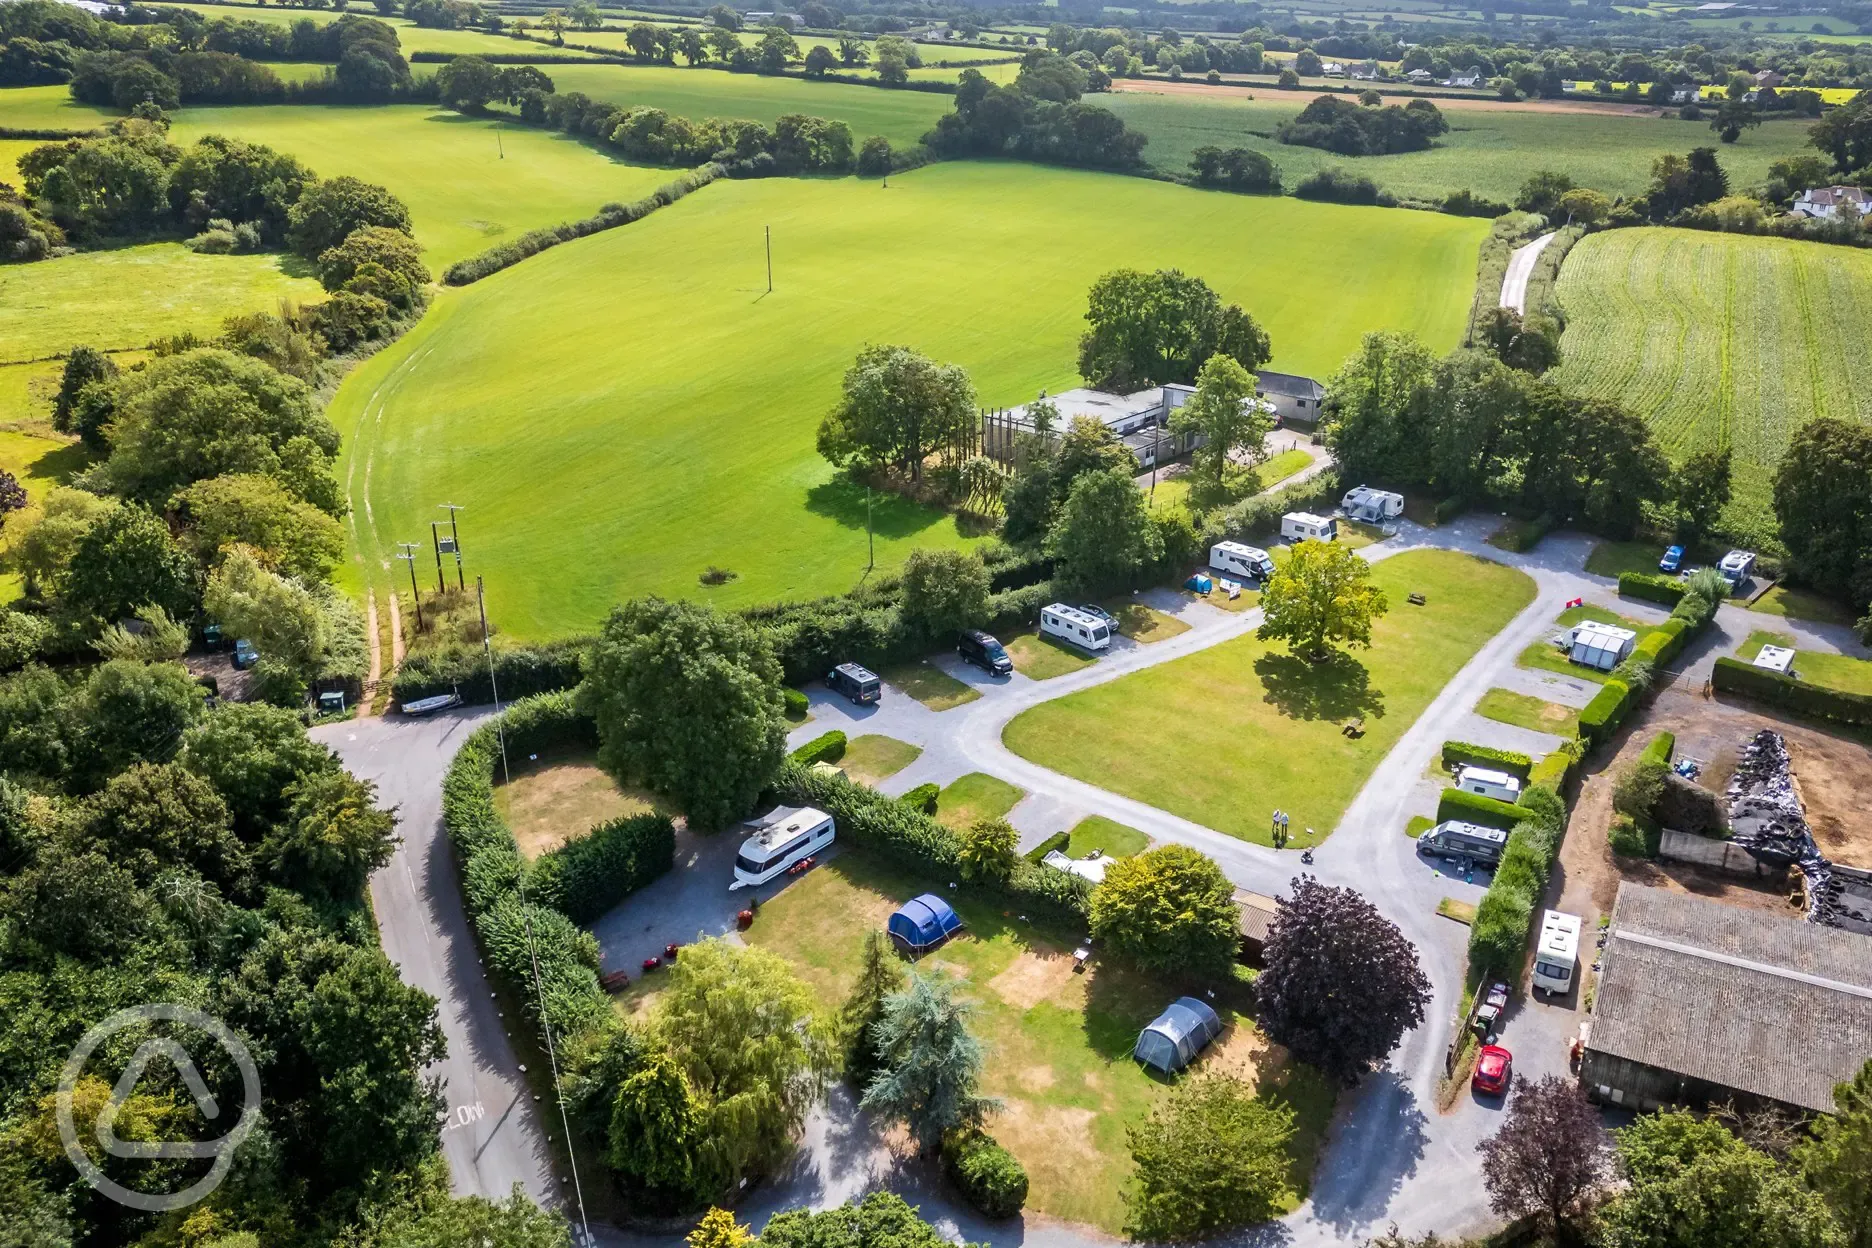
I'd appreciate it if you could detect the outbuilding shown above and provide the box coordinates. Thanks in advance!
[1133,996,1224,1073]
[886,893,964,957]
[1568,620,1637,671]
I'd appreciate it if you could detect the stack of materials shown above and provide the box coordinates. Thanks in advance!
[1726,730,1866,934]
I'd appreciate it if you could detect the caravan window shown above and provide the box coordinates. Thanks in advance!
[1090,624,1109,642]
[1534,959,1572,983]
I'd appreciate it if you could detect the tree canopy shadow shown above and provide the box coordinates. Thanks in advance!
[1254,650,1387,723]
[805,477,950,540]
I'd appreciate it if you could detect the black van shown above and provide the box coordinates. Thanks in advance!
[825,662,882,705]
[957,629,1013,676]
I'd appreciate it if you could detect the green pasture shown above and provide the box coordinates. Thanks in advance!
[1004,550,1537,845]
[1552,228,1872,535]
[558,26,1016,65]
[0,84,115,130]
[150,3,601,58]
[335,162,1485,636]
[1100,90,1816,203]
[745,848,1336,1232]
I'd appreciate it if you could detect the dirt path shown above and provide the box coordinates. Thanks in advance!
[389,590,405,668]
[1108,78,1662,116]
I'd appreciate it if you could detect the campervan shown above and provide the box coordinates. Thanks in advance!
[1532,910,1582,996]
[731,807,835,890]
[1039,603,1112,652]
[1718,549,1756,589]
[1280,512,1337,543]
[1419,820,1509,865]
[1209,541,1277,583]
[1341,486,1404,524]
[1456,766,1523,804]
[825,662,881,705]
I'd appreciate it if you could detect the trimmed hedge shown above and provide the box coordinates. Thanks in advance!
[1025,830,1070,862]
[1619,572,1686,607]
[783,687,809,717]
[898,783,939,815]
[1638,731,1675,766]
[1205,469,1344,547]
[943,1130,1028,1218]
[530,811,676,925]
[1529,739,1583,791]
[1633,617,1690,666]
[1441,741,1534,780]
[774,762,1090,928]
[1712,656,1872,726]
[791,730,848,766]
[1436,787,1527,830]
[1466,783,1567,981]
[1578,679,1635,747]
[393,637,589,706]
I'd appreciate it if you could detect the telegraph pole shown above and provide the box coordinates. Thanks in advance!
[438,503,466,590]
[430,521,446,594]
[395,544,424,632]
[765,225,773,294]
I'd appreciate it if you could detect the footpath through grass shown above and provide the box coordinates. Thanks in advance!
[1004,550,1536,846]
[335,162,1483,635]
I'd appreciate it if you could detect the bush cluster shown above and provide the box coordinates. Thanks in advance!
[790,730,847,766]
[1619,571,1687,606]
[530,811,676,925]
[1441,741,1533,780]
[942,1130,1029,1218]
[1293,167,1393,206]
[1712,656,1872,726]
[1528,738,1583,791]
[1466,784,1566,980]
[1435,787,1528,830]
[1638,731,1675,766]
[391,636,589,705]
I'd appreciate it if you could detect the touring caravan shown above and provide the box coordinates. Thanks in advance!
[731,807,835,890]
[1456,766,1523,804]
[1341,486,1404,524]
[1209,541,1277,583]
[1280,512,1337,543]
[1419,820,1509,865]
[1532,910,1582,996]
[1039,603,1112,652]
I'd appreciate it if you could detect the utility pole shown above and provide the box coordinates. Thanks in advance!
[866,485,875,573]
[430,521,446,594]
[497,131,504,160]
[765,225,773,294]
[395,544,424,632]
[438,503,466,590]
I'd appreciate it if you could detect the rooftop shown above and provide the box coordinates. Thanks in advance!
[1255,371,1326,400]
[1589,882,1872,1113]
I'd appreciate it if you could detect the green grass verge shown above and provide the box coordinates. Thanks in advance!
[1750,584,1860,627]
[1258,446,1314,490]
[1108,601,1191,644]
[1587,540,1668,579]
[1005,629,1098,680]
[880,660,981,710]
[1406,814,1435,839]
[334,161,1484,635]
[1475,687,1581,737]
[1738,629,1797,661]
[836,734,922,786]
[1437,897,1478,925]
[1063,816,1150,859]
[1005,550,1537,846]
[934,772,1024,829]
[743,848,1336,1232]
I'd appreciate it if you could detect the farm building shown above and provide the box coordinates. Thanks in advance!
[1254,371,1327,424]
[1568,621,1637,671]
[1580,883,1872,1115]
[1134,997,1225,1073]
[887,894,963,957]
[979,385,1204,469]
[1235,889,1280,966]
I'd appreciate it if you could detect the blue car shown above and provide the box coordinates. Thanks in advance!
[1658,545,1685,574]
[233,639,259,670]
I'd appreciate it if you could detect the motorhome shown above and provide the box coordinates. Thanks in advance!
[1532,910,1582,995]
[1341,486,1404,524]
[1039,603,1112,652]
[825,662,881,705]
[1209,541,1277,583]
[731,807,835,890]
[1420,820,1509,865]
[957,629,1012,676]
[1456,766,1523,804]
[1718,549,1756,589]
[1280,512,1337,543]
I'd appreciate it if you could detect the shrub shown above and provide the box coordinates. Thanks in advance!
[898,782,939,813]
[1442,741,1534,780]
[1638,732,1675,766]
[1529,739,1583,791]
[1436,787,1527,830]
[1607,813,1654,858]
[782,687,809,718]
[1671,589,1721,630]
[1711,656,1872,726]
[1656,774,1724,835]
[1578,679,1634,747]
[1633,617,1690,665]
[1490,514,1553,553]
[1468,886,1535,980]
[943,1130,1028,1218]
[1293,167,1388,205]
[393,637,590,706]
[529,811,676,924]
[790,730,847,766]
[1612,758,1668,820]
[1609,654,1655,694]
[1465,783,1567,981]
[1619,572,1686,606]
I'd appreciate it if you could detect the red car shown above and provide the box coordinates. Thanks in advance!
[1473,1045,1513,1096]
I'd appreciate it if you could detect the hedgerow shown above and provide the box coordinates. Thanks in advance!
[530,811,676,925]
[1441,741,1533,779]
[1712,656,1872,726]
[1465,783,1566,981]
[392,636,589,705]
[943,1130,1029,1218]
[790,730,848,766]
[1619,571,1686,606]
[1578,678,1634,747]
[1436,787,1527,830]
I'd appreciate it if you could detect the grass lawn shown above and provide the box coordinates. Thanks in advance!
[1064,816,1150,858]
[934,772,1024,830]
[0,244,322,364]
[1437,897,1478,925]
[333,161,1485,636]
[1516,604,1660,684]
[1107,601,1191,644]
[1793,650,1872,696]
[1004,629,1098,679]
[1750,584,1860,628]
[491,746,665,859]
[836,734,922,786]
[1406,814,1435,839]
[1553,228,1872,536]
[1476,687,1580,737]
[1587,540,1667,579]
[1259,446,1314,490]
[0,84,116,131]
[1006,550,1537,846]
[879,659,980,710]
[744,849,1337,1232]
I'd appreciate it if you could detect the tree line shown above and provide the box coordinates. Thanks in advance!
[923,54,1148,171]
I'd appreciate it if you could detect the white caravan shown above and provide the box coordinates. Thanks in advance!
[1341,486,1404,523]
[1280,512,1338,543]
[731,807,835,890]
[1039,603,1112,652]
[1209,541,1277,583]
[1456,765,1523,804]
[1532,910,1582,996]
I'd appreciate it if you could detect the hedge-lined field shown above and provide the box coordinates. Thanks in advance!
[1552,228,1872,535]
[336,162,1485,636]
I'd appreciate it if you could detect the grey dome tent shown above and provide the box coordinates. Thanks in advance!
[1133,996,1224,1073]
[887,893,963,957]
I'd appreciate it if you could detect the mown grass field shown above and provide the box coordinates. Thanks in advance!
[1100,89,1816,203]
[153,2,604,58]
[0,84,115,130]
[1004,550,1537,845]
[336,162,1486,636]
[1551,227,1872,533]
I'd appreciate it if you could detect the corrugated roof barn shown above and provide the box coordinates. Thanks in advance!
[1582,882,1872,1114]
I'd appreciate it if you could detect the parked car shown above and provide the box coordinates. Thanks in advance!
[1472,981,1510,1039]
[1472,1045,1513,1096]
[1075,603,1120,633]
[957,629,1012,676]
[1658,545,1685,574]
[825,662,881,705]
[232,639,259,670]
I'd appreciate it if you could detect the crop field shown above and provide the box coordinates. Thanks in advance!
[336,161,1485,637]
[1099,89,1816,203]
[1551,228,1872,531]
[1003,550,1537,845]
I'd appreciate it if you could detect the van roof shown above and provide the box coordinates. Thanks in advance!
[748,806,831,851]
[1433,820,1508,844]
[833,662,879,682]
[961,629,1000,645]
[1284,511,1330,525]
[1461,766,1520,787]
[1215,540,1273,558]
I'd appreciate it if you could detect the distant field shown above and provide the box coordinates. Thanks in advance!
[1100,89,1817,202]
[560,26,1017,66]
[151,3,602,57]
[0,84,114,130]
[1551,228,1872,533]
[336,161,1486,637]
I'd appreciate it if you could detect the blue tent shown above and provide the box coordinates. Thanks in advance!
[1133,997,1224,1073]
[887,893,963,956]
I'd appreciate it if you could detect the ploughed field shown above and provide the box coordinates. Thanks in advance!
[334,160,1487,636]
[1550,227,1872,534]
